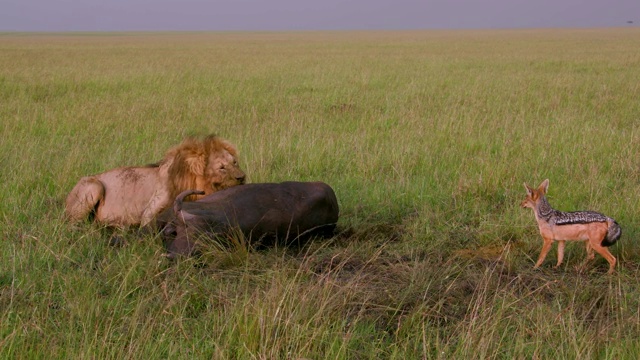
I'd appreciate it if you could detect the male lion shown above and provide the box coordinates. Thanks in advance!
[65,135,246,227]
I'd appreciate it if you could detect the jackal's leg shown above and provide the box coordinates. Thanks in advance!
[534,237,554,269]
[555,240,566,268]
[590,242,617,274]
[585,242,595,261]
[577,241,596,272]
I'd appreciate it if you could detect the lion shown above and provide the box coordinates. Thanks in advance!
[65,135,246,227]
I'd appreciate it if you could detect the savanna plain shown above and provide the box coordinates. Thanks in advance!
[1,28,640,359]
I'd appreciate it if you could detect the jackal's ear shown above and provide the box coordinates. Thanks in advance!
[523,182,533,196]
[539,179,549,194]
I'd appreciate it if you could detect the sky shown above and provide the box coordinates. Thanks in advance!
[1,0,638,32]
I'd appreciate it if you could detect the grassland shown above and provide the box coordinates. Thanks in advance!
[1,28,640,359]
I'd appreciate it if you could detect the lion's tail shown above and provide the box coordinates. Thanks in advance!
[173,189,205,216]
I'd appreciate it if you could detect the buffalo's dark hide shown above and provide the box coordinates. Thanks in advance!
[157,181,339,257]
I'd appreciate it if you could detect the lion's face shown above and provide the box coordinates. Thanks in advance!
[204,148,246,192]
[166,135,246,200]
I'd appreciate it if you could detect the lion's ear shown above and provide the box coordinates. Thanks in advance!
[221,140,238,157]
[185,154,206,176]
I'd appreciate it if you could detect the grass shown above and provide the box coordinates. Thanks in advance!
[1,28,640,358]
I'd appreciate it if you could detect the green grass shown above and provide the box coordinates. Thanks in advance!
[2,28,640,358]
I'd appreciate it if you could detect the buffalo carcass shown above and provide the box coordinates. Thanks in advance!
[157,181,339,258]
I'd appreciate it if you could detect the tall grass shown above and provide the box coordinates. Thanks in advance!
[1,28,640,358]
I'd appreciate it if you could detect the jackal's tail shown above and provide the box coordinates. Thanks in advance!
[602,220,622,247]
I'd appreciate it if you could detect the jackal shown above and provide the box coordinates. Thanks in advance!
[521,179,621,274]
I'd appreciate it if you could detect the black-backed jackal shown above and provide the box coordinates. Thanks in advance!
[521,179,621,274]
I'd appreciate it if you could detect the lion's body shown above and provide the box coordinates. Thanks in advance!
[65,135,245,227]
[66,165,172,227]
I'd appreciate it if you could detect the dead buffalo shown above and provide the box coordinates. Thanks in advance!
[157,181,340,258]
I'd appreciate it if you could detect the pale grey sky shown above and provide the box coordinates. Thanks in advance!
[1,0,638,32]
